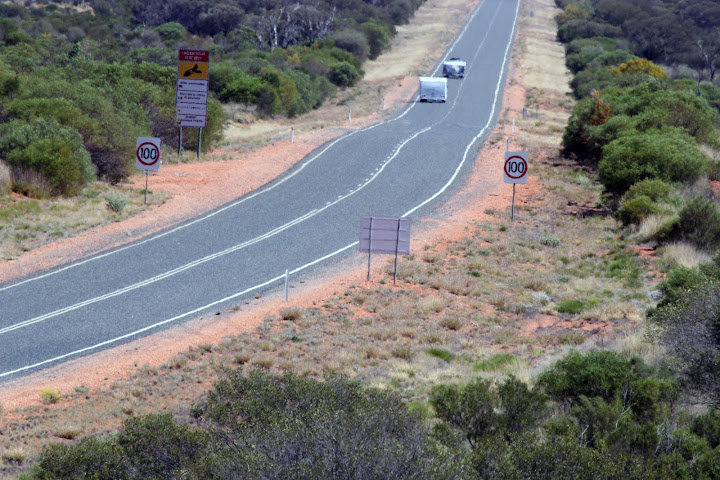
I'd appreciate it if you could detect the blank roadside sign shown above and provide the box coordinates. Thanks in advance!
[360,216,411,254]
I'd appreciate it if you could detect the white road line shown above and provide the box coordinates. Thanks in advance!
[0,128,431,336]
[0,243,359,378]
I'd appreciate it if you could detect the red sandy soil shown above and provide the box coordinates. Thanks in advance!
[0,54,532,412]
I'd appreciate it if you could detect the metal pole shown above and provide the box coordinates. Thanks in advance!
[393,218,401,285]
[511,183,516,222]
[348,109,352,123]
[367,217,373,281]
[144,170,149,205]
[290,127,294,144]
[285,269,289,301]
[197,128,202,159]
[506,137,509,151]
[178,127,182,156]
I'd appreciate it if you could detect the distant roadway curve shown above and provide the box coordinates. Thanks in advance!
[0,0,521,381]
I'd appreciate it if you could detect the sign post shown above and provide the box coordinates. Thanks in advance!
[503,151,528,222]
[136,137,161,204]
[176,49,209,159]
[360,215,411,284]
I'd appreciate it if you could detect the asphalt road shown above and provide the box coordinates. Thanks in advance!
[0,0,521,382]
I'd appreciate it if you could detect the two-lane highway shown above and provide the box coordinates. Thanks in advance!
[0,0,521,381]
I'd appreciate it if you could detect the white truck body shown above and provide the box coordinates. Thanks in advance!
[418,77,447,102]
[442,58,466,78]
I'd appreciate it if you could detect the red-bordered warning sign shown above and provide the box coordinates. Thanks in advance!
[136,137,161,171]
[504,152,528,184]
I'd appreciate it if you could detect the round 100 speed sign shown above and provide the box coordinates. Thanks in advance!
[503,151,528,184]
[136,137,162,171]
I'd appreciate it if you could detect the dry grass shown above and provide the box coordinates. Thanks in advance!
[0,181,170,261]
[660,242,714,269]
[0,161,10,195]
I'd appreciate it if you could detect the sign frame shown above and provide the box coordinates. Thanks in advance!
[503,151,528,184]
[136,137,161,171]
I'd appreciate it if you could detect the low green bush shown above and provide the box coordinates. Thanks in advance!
[599,129,706,196]
[692,408,720,449]
[615,195,657,226]
[556,299,584,314]
[536,350,635,404]
[105,192,128,214]
[671,197,720,250]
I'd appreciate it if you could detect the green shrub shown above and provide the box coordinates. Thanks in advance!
[328,61,362,87]
[599,129,706,196]
[540,233,560,247]
[0,118,94,196]
[430,377,496,447]
[359,22,393,60]
[194,368,460,478]
[657,266,708,307]
[692,409,720,449]
[330,28,370,61]
[473,353,517,372]
[425,348,454,362]
[671,197,720,250]
[117,414,207,479]
[105,192,128,214]
[651,283,720,405]
[556,299,584,314]
[496,376,548,434]
[624,178,672,202]
[32,436,126,479]
[615,195,657,226]
[536,350,635,404]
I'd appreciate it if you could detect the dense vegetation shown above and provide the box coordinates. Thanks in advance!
[11,0,720,477]
[0,0,420,196]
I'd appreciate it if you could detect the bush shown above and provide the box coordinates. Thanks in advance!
[598,129,706,196]
[670,197,720,250]
[657,266,708,307]
[556,299,584,314]
[194,368,460,479]
[624,178,672,202]
[651,282,720,405]
[0,118,95,196]
[536,350,635,404]
[692,409,720,449]
[105,192,128,214]
[496,376,548,435]
[39,388,62,404]
[330,28,371,61]
[430,377,496,447]
[615,195,657,226]
[328,61,362,87]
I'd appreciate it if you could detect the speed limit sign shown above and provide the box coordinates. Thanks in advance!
[136,137,161,171]
[504,151,527,184]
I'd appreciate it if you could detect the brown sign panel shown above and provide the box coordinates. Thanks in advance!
[359,216,411,254]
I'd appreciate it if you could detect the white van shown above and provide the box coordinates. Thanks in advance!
[418,77,447,102]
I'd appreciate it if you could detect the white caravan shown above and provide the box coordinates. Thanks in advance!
[418,77,447,102]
